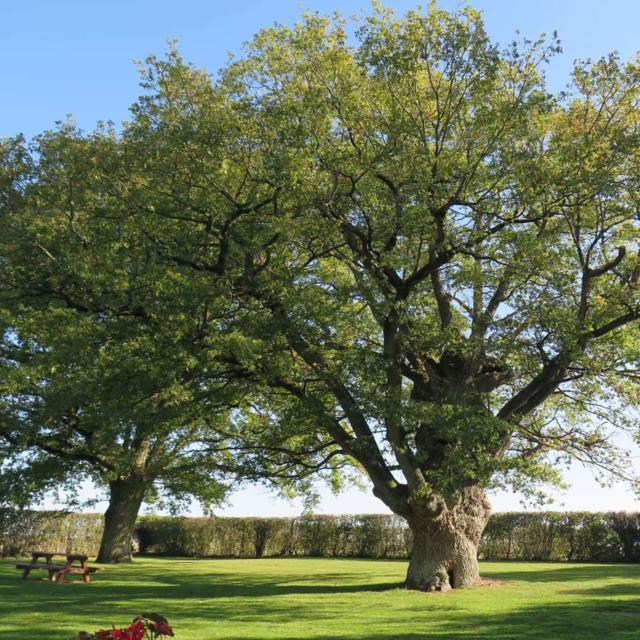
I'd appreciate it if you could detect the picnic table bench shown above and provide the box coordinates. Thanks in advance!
[16,551,99,583]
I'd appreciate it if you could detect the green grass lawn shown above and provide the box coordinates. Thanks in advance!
[1,557,639,639]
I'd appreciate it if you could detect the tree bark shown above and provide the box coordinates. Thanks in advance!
[96,476,149,563]
[405,486,491,591]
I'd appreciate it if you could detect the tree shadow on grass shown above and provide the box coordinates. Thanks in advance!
[0,560,408,631]
[1,560,640,640]
[0,573,402,606]
[0,631,69,640]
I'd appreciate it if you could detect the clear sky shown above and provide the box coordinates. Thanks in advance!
[5,0,639,515]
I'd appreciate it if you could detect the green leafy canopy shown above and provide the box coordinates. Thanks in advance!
[2,2,640,515]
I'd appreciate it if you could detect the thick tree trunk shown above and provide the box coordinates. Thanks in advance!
[96,477,149,563]
[405,486,491,591]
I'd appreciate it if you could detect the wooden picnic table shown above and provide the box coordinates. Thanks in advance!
[16,551,99,583]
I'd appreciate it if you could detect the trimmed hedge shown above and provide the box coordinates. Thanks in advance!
[1,508,640,562]
[134,514,412,559]
[0,509,103,557]
[480,512,626,562]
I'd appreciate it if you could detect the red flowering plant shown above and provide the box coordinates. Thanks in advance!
[79,614,174,639]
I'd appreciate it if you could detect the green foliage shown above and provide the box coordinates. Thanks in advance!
[0,110,250,513]
[2,2,640,522]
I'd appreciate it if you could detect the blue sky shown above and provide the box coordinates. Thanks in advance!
[4,1,639,515]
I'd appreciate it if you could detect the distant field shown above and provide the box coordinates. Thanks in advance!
[1,557,639,639]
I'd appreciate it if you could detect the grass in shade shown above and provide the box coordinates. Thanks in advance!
[1,557,639,639]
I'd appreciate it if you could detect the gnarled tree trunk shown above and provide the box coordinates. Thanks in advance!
[405,486,491,591]
[96,476,149,563]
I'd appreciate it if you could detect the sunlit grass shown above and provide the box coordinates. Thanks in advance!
[1,557,639,639]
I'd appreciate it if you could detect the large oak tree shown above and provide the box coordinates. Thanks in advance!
[136,5,640,590]
[0,102,344,562]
